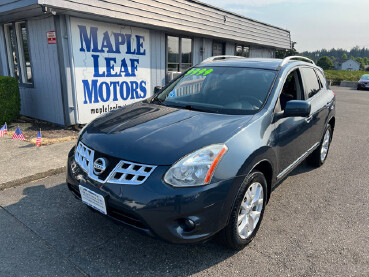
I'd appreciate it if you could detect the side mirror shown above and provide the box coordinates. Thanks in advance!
[284,100,311,118]
[154,86,163,94]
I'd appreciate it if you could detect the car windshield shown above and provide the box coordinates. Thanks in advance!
[361,75,369,80]
[156,67,277,115]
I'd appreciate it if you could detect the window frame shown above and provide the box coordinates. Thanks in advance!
[314,68,327,90]
[3,21,33,87]
[275,67,305,113]
[166,35,193,74]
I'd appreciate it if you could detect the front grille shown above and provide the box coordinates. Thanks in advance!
[108,160,155,185]
[74,141,156,185]
[75,142,93,173]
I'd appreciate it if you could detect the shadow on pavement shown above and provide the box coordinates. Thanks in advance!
[4,181,238,277]
[272,160,315,192]
[19,143,35,148]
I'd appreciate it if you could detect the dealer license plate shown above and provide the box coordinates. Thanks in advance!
[79,185,107,215]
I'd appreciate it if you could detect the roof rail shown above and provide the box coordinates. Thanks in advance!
[279,56,315,68]
[200,55,246,64]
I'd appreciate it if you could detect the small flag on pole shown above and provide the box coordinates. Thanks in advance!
[36,130,42,147]
[0,123,7,137]
[12,126,26,140]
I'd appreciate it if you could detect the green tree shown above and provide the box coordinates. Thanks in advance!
[317,56,334,70]
[342,53,348,60]
[364,57,369,65]
[275,42,298,59]
[356,57,365,70]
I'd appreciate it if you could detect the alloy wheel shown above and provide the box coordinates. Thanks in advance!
[320,129,331,163]
[237,182,264,239]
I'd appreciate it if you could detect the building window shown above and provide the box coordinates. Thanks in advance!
[212,42,225,56]
[235,45,250,57]
[167,36,192,73]
[4,22,33,85]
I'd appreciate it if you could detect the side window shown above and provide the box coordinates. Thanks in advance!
[4,22,33,85]
[278,69,303,111]
[300,67,321,98]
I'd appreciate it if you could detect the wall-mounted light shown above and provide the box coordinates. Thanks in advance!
[40,5,56,15]
[223,15,227,23]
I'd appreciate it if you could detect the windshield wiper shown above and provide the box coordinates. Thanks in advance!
[150,96,163,105]
[164,102,220,113]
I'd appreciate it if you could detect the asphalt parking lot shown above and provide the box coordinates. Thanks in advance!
[0,86,368,276]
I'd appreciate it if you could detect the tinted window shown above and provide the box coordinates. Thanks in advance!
[157,67,276,115]
[279,70,303,110]
[301,68,321,98]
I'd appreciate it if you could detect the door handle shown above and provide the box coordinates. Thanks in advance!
[305,115,313,123]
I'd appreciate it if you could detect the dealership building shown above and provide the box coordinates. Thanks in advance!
[0,0,291,125]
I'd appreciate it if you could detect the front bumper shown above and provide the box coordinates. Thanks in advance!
[357,82,369,89]
[66,146,239,244]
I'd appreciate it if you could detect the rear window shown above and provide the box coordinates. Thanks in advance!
[157,67,277,115]
[300,67,321,98]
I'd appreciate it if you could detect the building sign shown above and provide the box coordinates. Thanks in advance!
[70,18,151,124]
[47,31,56,44]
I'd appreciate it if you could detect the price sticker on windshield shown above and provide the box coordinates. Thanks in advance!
[186,68,213,76]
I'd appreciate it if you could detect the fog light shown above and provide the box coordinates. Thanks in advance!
[179,218,196,232]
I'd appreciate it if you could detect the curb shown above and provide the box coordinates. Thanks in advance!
[0,167,66,191]
[340,81,357,88]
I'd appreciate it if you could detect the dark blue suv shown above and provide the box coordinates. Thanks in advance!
[67,56,335,250]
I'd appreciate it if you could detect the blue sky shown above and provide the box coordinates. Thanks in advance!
[200,0,368,52]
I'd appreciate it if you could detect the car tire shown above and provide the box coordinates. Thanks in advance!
[307,124,333,167]
[221,170,267,250]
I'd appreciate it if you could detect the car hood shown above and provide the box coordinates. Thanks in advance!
[81,102,253,165]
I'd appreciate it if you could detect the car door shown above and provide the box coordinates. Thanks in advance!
[273,68,313,175]
[300,67,330,147]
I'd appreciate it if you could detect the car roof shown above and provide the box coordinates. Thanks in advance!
[197,58,315,70]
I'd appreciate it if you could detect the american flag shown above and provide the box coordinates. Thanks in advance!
[12,126,26,140]
[36,130,42,147]
[0,123,7,137]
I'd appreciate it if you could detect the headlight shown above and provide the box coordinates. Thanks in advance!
[164,144,228,187]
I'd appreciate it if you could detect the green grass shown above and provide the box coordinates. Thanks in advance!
[324,70,368,84]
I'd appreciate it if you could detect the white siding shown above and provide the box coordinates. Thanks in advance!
[150,30,166,87]
[202,38,213,60]
[20,16,64,124]
[42,0,291,49]
[249,47,275,58]
[225,42,235,55]
[193,37,202,65]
